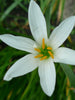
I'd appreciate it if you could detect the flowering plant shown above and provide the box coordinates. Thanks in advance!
[0,0,75,96]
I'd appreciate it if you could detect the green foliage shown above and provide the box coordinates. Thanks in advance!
[0,0,75,100]
[60,64,75,88]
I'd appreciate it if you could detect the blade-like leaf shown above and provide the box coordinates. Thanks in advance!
[60,63,75,88]
[0,0,23,22]
[44,0,56,37]
[44,0,51,37]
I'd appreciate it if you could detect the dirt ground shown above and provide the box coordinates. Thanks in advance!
[63,0,75,18]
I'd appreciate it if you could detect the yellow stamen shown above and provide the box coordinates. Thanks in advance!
[34,48,41,53]
[34,54,43,58]
[42,38,45,49]
[47,47,52,50]
[48,51,54,59]
[40,56,47,61]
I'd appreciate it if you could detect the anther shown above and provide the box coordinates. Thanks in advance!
[47,47,52,50]
[40,56,47,61]
[34,48,41,53]
[48,51,54,59]
[34,54,43,58]
[42,38,45,49]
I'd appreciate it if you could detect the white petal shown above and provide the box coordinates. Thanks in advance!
[54,47,75,65]
[4,54,38,81]
[0,34,37,53]
[28,0,48,44]
[49,16,75,49]
[38,59,56,96]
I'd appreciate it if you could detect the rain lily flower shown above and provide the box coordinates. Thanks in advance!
[0,0,75,96]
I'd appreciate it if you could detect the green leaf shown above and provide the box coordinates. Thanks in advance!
[0,0,23,22]
[60,63,75,88]
[0,26,31,38]
[44,0,51,37]
[44,0,56,37]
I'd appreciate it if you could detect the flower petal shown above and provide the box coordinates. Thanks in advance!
[4,54,38,81]
[49,16,75,49]
[28,0,48,44]
[0,34,37,53]
[38,59,56,96]
[54,47,75,65]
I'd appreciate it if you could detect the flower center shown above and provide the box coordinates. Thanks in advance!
[34,38,54,61]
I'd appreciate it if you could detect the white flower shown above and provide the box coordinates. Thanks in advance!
[0,0,75,96]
